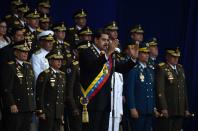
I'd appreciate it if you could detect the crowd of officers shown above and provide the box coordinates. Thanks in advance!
[0,0,192,131]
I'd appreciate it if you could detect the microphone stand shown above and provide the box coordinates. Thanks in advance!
[111,52,116,131]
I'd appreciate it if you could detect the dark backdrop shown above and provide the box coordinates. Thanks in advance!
[0,0,197,130]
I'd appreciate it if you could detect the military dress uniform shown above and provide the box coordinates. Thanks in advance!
[36,50,66,131]
[65,60,82,131]
[66,9,87,49]
[125,44,156,131]
[155,48,189,131]
[1,41,35,131]
[31,31,54,81]
[79,43,135,131]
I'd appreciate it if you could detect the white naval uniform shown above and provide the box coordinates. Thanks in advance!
[108,72,123,131]
[31,48,49,81]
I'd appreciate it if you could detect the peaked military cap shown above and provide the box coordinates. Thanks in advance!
[147,37,158,46]
[52,22,66,31]
[39,14,50,23]
[16,3,29,13]
[105,21,118,30]
[46,49,64,59]
[38,0,51,8]
[25,9,40,19]
[130,24,144,33]
[13,40,30,51]
[139,42,149,53]
[78,26,93,35]
[73,9,87,18]
[11,0,23,6]
[166,47,180,57]
[37,30,54,41]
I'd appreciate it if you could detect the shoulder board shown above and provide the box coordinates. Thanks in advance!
[34,50,41,55]
[134,65,138,68]
[14,20,20,25]
[36,28,43,33]
[64,42,70,46]
[158,62,165,67]
[8,61,14,64]
[72,61,79,65]
[67,54,72,58]
[69,27,75,30]
[5,15,11,19]
[78,45,89,49]
[60,70,65,75]
[24,61,31,65]
[44,69,50,73]
[178,64,183,67]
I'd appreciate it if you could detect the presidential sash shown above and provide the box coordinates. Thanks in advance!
[80,57,112,123]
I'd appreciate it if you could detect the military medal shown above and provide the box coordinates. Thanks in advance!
[140,73,145,82]
[50,78,55,87]
[167,71,174,83]
[80,97,89,123]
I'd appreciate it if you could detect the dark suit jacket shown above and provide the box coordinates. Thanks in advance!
[79,45,135,112]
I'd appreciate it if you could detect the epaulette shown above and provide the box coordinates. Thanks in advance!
[78,45,89,49]
[8,61,14,64]
[64,42,70,46]
[36,28,43,33]
[34,50,41,55]
[5,15,11,19]
[72,60,79,65]
[178,64,183,67]
[24,61,31,65]
[60,70,65,75]
[69,27,75,30]
[67,54,72,58]
[44,69,50,73]
[14,20,20,25]
[134,65,138,68]
[158,62,165,67]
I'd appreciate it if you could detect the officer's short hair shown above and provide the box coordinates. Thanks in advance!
[93,28,109,39]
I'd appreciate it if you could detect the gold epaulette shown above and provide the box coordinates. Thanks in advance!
[72,60,79,65]
[178,64,183,67]
[5,15,11,19]
[60,70,65,75]
[34,50,41,55]
[24,61,31,65]
[64,42,70,46]
[158,62,165,67]
[67,54,72,58]
[69,27,75,30]
[44,69,50,73]
[8,61,14,64]
[78,45,89,49]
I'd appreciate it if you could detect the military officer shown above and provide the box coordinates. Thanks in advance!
[147,37,159,69]
[66,9,88,49]
[37,0,51,14]
[1,40,35,131]
[130,24,144,45]
[36,49,66,131]
[39,13,51,31]
[125,43,159,131]
[31,30,54,81]
[78,26,93,42]
[123,42,139,63]
[24,9,40,53]
[155,48,190,131]
[52,22,73,71]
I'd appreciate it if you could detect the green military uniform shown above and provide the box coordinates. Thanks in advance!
[36,49,66,131]
[155,48,189,131]
[66,9,87,49]
[147,37,158,69]
[1,40,35,131]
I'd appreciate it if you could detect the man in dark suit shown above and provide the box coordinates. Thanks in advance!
[79,29,135,131]
[36,49,66,131]
[1,40,35,131]
[155,48,190,131]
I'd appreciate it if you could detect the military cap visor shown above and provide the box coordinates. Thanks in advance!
[46,50,64,60]
[13,41,30,52]
[25,10,40,19]
[73,9,87,18]
[79,27,93,35]
[166,49,180,57]
[38,2,51,8]
[39,14,50,23]
[11,0,23,6]
[17,4,29,13]
[139,47,150,53]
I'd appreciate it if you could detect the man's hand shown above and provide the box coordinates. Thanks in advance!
[10,105,18,113]
[39,113,46,120]
[130,108,139,119]
[161,109,169,118]
[106,39,118,57]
